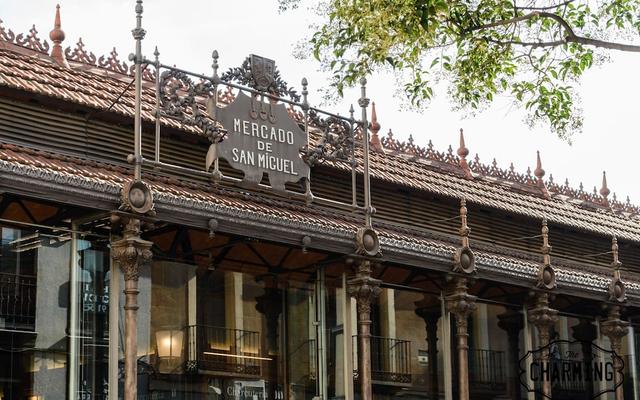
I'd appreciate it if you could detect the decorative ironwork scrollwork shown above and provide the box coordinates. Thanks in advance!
[220,56,300,102]
[15,25,49,54]
[302,110,354,166]
[159,69,224,142]
[65,38,97,65]
[0,19,16,42]
[98,47,128,74]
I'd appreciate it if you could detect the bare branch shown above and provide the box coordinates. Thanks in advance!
[486,38,567,48]
[515,0,575,11]
[470,11,640,52]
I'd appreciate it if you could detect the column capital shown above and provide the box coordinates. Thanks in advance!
[600,305,629,344]
[111,217,153,281]
[347,259,381,314]
[527,292,558,333]
[445,277,477,321]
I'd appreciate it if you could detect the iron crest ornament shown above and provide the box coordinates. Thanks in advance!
[250,54,275,91]
[220,55,300,101]
[215,91,310,193]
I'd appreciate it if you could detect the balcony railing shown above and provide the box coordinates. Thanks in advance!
[469,349,507,391]
[353,335,412,385]
[186,325,262,377]
[0,272,36,330]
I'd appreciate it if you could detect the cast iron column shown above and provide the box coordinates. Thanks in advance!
[498,309,524,400]
[571,319,597,398]
[527,292,558,399]
[347,259,381,400]
[112,218,152,400]
[415,301,440,398]
[600,305,629,400]
[445,277,476,400]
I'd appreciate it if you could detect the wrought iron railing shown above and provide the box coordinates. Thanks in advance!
[469,349,506,390]
[186,325,262,377]
[353,335,412,385]
[0,272,36,329]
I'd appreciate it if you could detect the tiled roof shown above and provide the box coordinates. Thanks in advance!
[1,141,637,304]
[1,26,640,243]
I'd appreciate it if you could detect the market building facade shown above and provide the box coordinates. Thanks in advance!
[0,3,639,400]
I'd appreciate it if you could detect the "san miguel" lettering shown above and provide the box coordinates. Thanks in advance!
[215,91,309,193]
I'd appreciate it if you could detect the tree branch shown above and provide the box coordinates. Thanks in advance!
[515,0,575,11]
[469,11,640,52]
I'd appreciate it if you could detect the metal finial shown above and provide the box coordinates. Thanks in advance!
[612,236,620,269]
[600,171,610,199]
[459,198,470,247]
[349,104,355,120]
[301,77,308,107]
[132,0,146,41]
[153,46,159,61]
[457,128,469,158]
[534,151,545,179]
[541,217,551,264]
[49,4,66,65]
[212,50,219,78]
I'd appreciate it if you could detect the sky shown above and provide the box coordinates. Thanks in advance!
[2,0,640,202]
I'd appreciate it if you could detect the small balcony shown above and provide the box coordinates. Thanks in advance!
[0,272,36,330]
[185,325,263,378]
[353,335,412,386]
[468,349,507,394]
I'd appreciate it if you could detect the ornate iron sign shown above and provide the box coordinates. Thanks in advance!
[215,91,309,193]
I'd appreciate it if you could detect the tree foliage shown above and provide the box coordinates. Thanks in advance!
[281,0,640,140]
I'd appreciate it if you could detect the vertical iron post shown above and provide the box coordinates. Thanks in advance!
[132,0,145,180]
[153,46,160,163]
[301,77,313,202]
[211,50,221,179]
[358,78,371,227]
[349,104,357,209]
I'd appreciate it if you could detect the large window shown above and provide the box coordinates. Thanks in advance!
[0,221,110,400]
[133,229,347,400]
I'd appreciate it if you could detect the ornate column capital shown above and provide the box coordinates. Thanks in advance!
[445,277,477,323]
[347,259,381,314]
[600,305,629,346]
[527,292,558,335]
[111,217,153,281]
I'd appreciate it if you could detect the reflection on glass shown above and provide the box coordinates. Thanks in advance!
[0,222,109,400]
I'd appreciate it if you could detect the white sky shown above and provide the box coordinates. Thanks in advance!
[2,0,640,202]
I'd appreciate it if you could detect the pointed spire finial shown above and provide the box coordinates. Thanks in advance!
[49,4,67,66]
[369,101,384,153]
[534,150,545,179]
[534,151,550,199]
[457,128,472,179]
[600,171,611,204]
